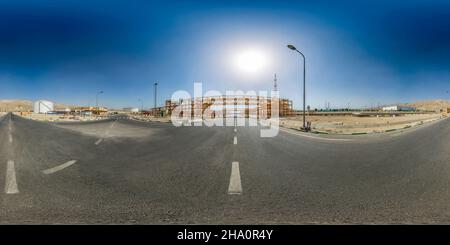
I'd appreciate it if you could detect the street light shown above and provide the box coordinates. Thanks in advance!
[154,82,158,117]
[95,91,103,114]
[96,90,104,109]
[138,98,143,113]
[287,44,309,131]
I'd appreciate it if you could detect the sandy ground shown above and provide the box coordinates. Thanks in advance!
[280,113,445,134]
[130,115,171,123]
[133,113,446,135]
[20,111,445,135]
[13,112,105,122]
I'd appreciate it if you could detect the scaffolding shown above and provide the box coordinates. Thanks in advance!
[165,96,293,118]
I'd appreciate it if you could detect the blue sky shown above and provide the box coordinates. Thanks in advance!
[0,0,449,109]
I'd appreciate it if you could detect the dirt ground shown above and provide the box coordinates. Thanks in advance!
[13,112,104,122]
[280,113,445,134]
[14,111,446,135]
[132,113,446,135]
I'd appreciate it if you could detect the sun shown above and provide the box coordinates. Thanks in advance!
[232,48,268,74]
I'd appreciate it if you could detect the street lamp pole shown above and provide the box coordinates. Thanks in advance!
[287,44,308,131]
[96,90,104,109]
[138,99,143,113]
[154,82,158,117]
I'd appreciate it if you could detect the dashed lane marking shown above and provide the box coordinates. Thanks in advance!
[228,162,242,195]
[95,120,117,145]
[42,160,78,175]
[103,119,117,137]
[233,136,237,145]
[109,119,117,130]
[5,160,19,194]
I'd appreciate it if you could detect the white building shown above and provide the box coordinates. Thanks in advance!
[33,100,54,114]
[382,105,416,111]
[123,107,140,113]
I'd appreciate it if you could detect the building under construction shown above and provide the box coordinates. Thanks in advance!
[165,74,293,118]
[165,96,293,119]
[73,106,108,116]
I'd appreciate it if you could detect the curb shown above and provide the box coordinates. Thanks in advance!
[280,116,445,136]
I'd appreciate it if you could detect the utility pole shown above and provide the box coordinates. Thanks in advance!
[138,98,143,113]
[96,91,104,108]
[154,82,158,117]
[287,44,309,131]
[273,73,278,91]
[95,91,104,117]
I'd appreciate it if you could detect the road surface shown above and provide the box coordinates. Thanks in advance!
[1,113,449,224]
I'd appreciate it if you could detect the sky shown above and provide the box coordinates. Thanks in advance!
[0,0,449,109]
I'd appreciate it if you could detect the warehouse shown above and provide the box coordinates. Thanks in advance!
[382,105,416,111]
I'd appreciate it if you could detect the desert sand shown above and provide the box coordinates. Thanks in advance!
[280,113,444,134]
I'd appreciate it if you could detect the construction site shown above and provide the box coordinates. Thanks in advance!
[165,96,294,119]
[1,98,449,134]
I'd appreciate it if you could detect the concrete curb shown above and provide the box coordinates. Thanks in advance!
[129,116,172,124]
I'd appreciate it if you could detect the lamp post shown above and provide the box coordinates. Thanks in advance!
[287,44,309,131]
[96,91,104,108]
[154,82,158,117]
[96,91,104,116]
[138,98,143,114]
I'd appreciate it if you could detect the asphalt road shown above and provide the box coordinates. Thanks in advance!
[0,113,449,224]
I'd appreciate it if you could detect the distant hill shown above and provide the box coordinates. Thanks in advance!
[0,100,73,112]
[402,100,450,112]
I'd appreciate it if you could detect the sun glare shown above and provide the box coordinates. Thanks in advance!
[232,48,269,74]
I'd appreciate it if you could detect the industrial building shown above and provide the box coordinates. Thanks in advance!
[73,106,108,116]
[442,108,450,114]
[382,105,416,111]
[165,96,293,118]
[123,107,140,113]
[34,100,54,114]
[53,108,71,115]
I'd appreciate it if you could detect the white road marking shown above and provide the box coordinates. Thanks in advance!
[228,161,242,194]
[95,139,103,145]
[233,136,237,145]
[102,119,117,137]
[109,119,117,129]
[8,133,12,143]
[5,160,19,194]
[234,128,237,132]
[42,160,77,175]
[279,128,352,142]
